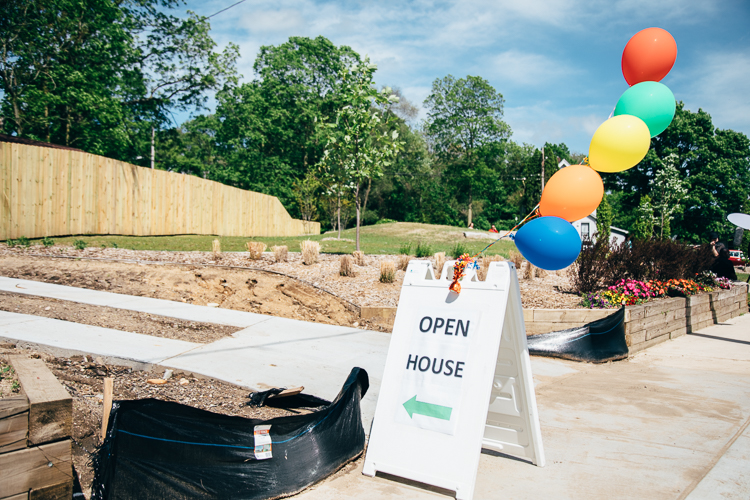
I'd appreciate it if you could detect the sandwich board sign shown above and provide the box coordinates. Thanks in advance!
[363,260,544,500]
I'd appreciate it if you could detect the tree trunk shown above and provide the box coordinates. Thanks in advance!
[362,178,372,222]
[151,126,155,169]
[65,106,70,146]
[337,193,342,240]
[355,185,361,252]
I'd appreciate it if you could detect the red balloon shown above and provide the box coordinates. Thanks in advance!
[621,28,677,86]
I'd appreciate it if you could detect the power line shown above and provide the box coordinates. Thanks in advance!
[207,0,248,19]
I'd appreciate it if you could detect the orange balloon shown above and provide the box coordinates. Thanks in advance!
[539,164,604,222]
[622,27,677,86]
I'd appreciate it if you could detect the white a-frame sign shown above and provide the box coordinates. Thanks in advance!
[363,260,544,500]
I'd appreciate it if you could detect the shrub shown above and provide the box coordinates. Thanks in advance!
[572,238,613,293]
[41,236,54,247]
[434,252,446,278]
[450,243,467,259]
[5,239,16,247]
[272,245,288,263]
[73,239,87,250]
[300,240,320,265]
[376,218,396,225]
[340,255,355,277]
[477,254,504,281]
[352,251,365,266]
[573,238,718,294]
[399,242,412,255]
[508,250,524,271]
[15,236,30,247]
[397,254,410,271]
[246,241,266,260]
[379,261,396,283]
[415,242,432,258]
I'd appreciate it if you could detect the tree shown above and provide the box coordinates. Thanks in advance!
[293,171,321,234]
[604,103,750,242]
[631,195,655,240]
[423,75,511,225]
[0,0,237,167]
[317,58,402,251]
[137,12,238,168]
[650,153,687,239]
[596,194,614,243]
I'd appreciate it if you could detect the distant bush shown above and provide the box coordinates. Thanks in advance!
[246,241,266,260]
[414,242,432,258]
[73,239,87,250]
[339,255,355,277]
[42,236,54,247]
[399,243,412,255]
[572,238,716,294]
[272,245,288,263]
[376,218,396,225]
[397,254,410,271]
[352,251,365,266]
[300,240,320,265]
[450,243,467,259]
[434,252,446,278]
[380,261,396,283]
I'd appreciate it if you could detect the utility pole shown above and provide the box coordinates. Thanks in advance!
[541,147,545,192]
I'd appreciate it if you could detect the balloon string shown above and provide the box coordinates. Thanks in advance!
[471,204,540,259]
[449,204,540,294]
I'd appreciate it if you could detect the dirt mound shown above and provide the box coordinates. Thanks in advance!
[0,255,362,327]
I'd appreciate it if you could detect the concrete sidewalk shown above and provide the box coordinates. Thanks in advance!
[0,277,748,498]
[0,276,388,431]
[299,314,750,500]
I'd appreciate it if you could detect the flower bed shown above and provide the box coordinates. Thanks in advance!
[580,272,731,309]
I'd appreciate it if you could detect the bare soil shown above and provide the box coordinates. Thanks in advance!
[0,291,240,343]
[0,246,578,498]
[0,344,320,499]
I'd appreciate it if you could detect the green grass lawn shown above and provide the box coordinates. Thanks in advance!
[22,222,517,258]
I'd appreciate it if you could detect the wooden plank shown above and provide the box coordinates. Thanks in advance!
[0,440,71,499]
[0,411,28,453]
[0,143,9,240]
[29,480,72,500]
[1,492,29,500]
[0,395,29,420]
[9,357,71,446]
[532,309,612,323]
[101,378,113,442]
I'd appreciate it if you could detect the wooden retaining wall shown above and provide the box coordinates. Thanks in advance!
[0,141,319,240]
[361,284,749,356]
[0,356,73,500]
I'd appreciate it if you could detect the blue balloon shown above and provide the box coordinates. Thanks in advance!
[514,216,582,271]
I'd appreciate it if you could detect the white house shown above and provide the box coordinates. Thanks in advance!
[572,211,629,245]
[555,159,629,245]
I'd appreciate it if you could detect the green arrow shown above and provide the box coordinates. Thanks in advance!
[403,395,452,421]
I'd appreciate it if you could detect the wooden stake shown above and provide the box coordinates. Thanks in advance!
[101,377,113,443]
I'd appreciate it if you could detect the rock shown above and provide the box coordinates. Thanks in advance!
[147,378,167,385]
[179,378,189,385]
[163,369,173,380]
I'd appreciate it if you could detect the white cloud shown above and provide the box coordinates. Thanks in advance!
[680,51,750,132]
[488,50,574,87]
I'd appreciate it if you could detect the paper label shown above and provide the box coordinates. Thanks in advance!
[254,425,272,459]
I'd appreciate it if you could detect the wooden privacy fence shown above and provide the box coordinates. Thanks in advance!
[0,141,319,240]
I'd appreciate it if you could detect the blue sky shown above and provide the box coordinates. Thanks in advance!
[180,0,750,155]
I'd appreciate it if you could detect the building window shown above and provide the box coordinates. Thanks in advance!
[581,222,590,239]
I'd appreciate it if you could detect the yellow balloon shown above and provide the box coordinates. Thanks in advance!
[589,115,650,173]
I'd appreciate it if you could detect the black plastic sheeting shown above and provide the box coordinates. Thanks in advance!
[91,367,369,500]
[527,308,628,363]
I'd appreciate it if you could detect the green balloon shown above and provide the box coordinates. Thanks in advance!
[614,81,676,137]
